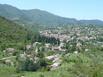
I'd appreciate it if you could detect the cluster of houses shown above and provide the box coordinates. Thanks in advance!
[46,54,62,70]
[0,42,63,69]
[1,26,103,70]
[39,26,98,43]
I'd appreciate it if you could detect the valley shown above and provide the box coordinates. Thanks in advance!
[1,23,103,77]
[0,3,103,77]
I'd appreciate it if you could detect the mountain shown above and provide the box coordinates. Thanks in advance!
[0,4,103,26]
[80,20,103,25]
[0,4,31,24]
[22,9,78,25]
[0,16,30,50]
[0,4,78,26]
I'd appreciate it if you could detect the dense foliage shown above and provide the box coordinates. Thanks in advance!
[33,34,60,45]
[0,16,31,50]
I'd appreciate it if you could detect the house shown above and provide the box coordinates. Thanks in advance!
[4,59,14,66]
[51,62,61,70]
[74,51,78,54]
[6,48,15,53]
[46,54,59,60]
[5,48,15,56]
[26,45,32,50]
[52,46,60,51]
[45,43,51,48]
[46,55,56,60]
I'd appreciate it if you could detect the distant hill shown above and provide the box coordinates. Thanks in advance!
[0,4,103,26]
[80,20,103,25]
[0,16,30,50]
[22,9,78,25]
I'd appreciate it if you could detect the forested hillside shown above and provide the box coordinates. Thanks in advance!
[0,16,31,50]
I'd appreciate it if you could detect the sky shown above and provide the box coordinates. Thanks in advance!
[0,0,103,20]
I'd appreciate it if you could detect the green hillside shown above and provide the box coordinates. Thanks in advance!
[0,16,30,50]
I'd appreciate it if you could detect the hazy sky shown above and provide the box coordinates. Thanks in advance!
[0,0,103,20]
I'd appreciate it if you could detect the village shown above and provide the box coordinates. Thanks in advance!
[1,25,103,72]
